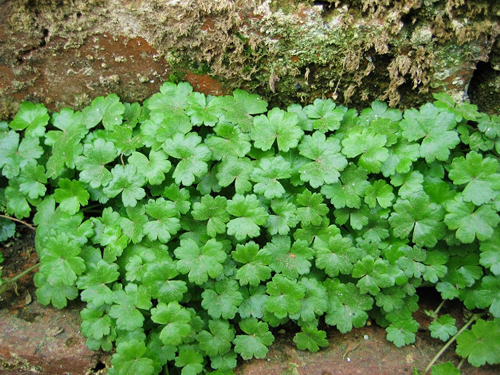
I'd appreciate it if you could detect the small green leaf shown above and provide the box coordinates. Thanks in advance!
[174,238,227,285]
[293,326,328,352]
[444,195,500,243]
[456,319,500,367]
[430,361,460,375]
[164,132,211,186]
[265,274,306,319]
[197,320,235,357]
[233,318,274,360]
[9,102,49,137]
[429,314,457,341]
[448,151,500,206]
[143,198,181,242]
[298,131,347,188]
[342,129,389,173]
[109,283,152,331]
[251,156,291,199]
[104,164,146,207]
[386,319,419,347]
[233,241,272,286]
[110,340,156,375]
[226,194,269,241]
[251,107,303,152]
[128,150,172,185]
[201,279,244,319]
[54,178,90,215]
[400,103,459,163]
[304,98,344,132]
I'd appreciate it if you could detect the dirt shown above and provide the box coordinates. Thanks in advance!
[1,230,500,375]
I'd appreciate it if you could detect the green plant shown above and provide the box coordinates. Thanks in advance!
[1,83,499,374]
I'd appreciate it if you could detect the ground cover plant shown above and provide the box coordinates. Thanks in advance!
[1,82,500,374]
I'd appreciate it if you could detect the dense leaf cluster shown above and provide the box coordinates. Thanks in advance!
[1,83,500,374]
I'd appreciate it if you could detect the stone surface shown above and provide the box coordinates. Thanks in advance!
[1,0,499,119]
[0,297,109,374]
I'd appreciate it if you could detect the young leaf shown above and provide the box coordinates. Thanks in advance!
[389,192,446,248]
[250,156,291,199]
[251,107,303,152]
[342,128,389,173]
[164,132,211,186]
[54,178,90,215]
[429,314,457,341]
[143,198,181,242]
[293,326,328,352]
[448,151,500,206]
[444,195,500,243]
[75,138,119,188]
[303,98,344,132]
[232,241,272,286]
[265,274,306,319]
[233,318,274,360]
[298,131,347,188]
[174,238,227,285]
[103,164,146,207]
[201,279,244,319]
[400,103,459,163]
[9,102,49,137]
[109,283,152,331]
[196,319,235,357]
[456,319,500,367]
[226,194,269,241]
[386,319,419,347]
[128,150,172,185]
[151,301,193,346]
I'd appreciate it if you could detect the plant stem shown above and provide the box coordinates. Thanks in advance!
[0,262,40,296]
[433,299,446,316]
[0,214,36,232]
[424,313,483,374]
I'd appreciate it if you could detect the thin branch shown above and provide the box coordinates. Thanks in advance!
[0,214,36,232]
[0,263,40,296]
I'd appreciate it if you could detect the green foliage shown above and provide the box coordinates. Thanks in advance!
[1,85,500,374]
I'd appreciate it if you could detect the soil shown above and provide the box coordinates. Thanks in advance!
[1,229,499,375]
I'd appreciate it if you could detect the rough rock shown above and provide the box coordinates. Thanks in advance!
[1,0,499,119]
[0,298,109,374]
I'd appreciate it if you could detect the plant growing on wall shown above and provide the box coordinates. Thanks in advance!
[1,83,499,374]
